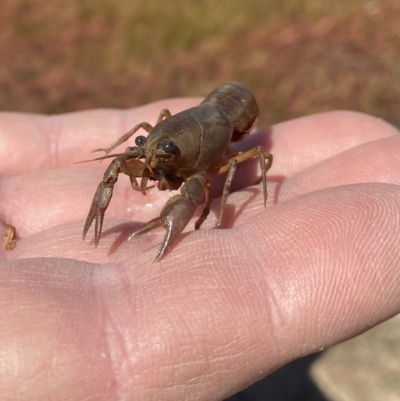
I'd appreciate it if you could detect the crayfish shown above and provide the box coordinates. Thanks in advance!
[80,82,273,261]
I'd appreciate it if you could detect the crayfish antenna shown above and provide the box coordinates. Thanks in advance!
[74,148,143,165]
[74,152,129,165]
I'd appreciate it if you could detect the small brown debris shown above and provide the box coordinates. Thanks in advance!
[3,224,17,250]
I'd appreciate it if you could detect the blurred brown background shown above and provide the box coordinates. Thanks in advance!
[2,1,399,400]
[1,0,400,129]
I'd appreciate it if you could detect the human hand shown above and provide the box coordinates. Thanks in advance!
[1,101,399,401]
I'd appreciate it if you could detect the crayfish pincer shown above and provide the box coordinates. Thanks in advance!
[80,82,273,261]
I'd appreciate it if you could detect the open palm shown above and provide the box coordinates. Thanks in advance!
[1,100,400,401]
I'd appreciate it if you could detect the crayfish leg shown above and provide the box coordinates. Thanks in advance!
[91,121,153,156]
[91,109,173,157]
[194,179,212,230]
[156,109,172,123]
[217,157,237,226]
[210,146,273,225]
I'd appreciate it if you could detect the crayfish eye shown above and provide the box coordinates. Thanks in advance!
[135,135,147,147]
[159,139,180,156]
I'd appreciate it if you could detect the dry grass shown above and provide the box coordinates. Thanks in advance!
[1,0,400,127]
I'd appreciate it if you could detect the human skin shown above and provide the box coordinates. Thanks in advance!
[0,101,400,401]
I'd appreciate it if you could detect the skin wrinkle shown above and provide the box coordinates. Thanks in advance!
[100,283,177,394]
[307,201,349,317]
[205,231,282,362]
[239,206,313,333]
[340,189,399,325]
[26,115,54,173]
[353,196,400,304]
[91,272,124,401]
[160,357,215,389]
[43,116,59,171]
[97,271,149,399]
[238,230,287,330]
[2,260,81,396]
[102,311,130,399]
[347,191,387,267]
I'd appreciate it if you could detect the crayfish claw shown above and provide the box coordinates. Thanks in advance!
[82,199,106,247]
[129,196,194,262]
[82,207,95,241]
[129,173,209,261]
[94,209,105,247]
[128,217,164,242]
[82,181,113,246]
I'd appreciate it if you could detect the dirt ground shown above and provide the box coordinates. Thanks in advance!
[1,0,400,128]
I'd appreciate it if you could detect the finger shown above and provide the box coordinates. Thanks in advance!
[210,133,400,229]
[0,166,179,237]
[3,219,159,264]
[235,109,399,177]
[99,183,400,400]
[1,109,397,260]
[0,107,397,177]
[0,99,201,175]
[3,132,400,240]
[0,108,398,212]
[279,134,400,201]
[1,183,399,400]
